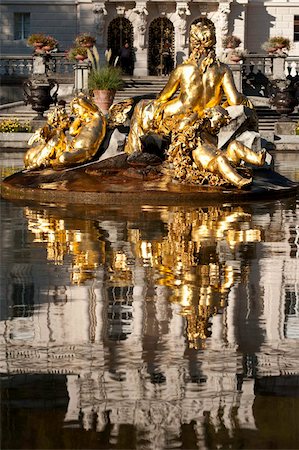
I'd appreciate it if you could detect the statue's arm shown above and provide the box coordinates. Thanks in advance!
[69,118,82,136]
[222,68,250,106]
[156,67,181,102]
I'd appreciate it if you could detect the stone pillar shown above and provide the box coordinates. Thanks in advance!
[74,62,89,93]
[214,2,231,57]
[131,2,148,76]
[272,57,287,80]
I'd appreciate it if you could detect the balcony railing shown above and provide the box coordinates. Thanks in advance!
[0,53,298,95]
[0,53,74,77]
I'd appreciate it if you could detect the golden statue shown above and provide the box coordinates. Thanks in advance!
[124,18,265,188]
[24,94,106,170]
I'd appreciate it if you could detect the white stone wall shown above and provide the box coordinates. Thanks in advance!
[1,1,299,68]
[0,1,77,55]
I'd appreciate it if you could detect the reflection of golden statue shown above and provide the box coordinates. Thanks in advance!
[131,206,261,347]
[25,208,105,284]
[125,18,264,188]
[24,94,106,170]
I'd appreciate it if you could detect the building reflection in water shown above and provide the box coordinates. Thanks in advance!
[1,201,298,448]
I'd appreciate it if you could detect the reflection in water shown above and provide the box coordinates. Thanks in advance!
[24,206,262,348]
[1,199,299,449]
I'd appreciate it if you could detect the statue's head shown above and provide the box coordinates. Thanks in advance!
[189,18,216,52]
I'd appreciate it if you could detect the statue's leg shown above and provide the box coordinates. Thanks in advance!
[124,100,156,154]
[209,155,252,188]
[24,144,45,169]
[225,140,265,166]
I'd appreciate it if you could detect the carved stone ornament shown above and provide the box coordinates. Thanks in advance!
[132,3,148,48]
[116,5,126,16]
[93,3,107,44]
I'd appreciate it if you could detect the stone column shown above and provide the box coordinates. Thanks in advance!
[131,2,148,76]
[214,2,231,57]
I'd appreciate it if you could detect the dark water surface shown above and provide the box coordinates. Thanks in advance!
[1,152,299,449]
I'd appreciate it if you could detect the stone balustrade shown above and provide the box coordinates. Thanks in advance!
[0,53,299,98]
[0,53,74,77]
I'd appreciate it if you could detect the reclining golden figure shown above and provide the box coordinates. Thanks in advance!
[24,95,106,170]
[125,18,264,188]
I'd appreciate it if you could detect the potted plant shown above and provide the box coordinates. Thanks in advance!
[228,48,247,63]
[87,47,124,114]
[27,33,48,48]
[222,35,242,49]
[27,33,58,54]
[75,33,96,48]
[262,36,290,55]
[66,46,88,62]
[43,35,58,52]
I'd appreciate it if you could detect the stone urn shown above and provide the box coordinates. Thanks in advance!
[24,79,59,120]
[269,79,299,119]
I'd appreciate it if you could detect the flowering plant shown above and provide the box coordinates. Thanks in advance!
[27,33,48,46]
[222,35,241,49]
[0,118,32,133]
[27,33,58,53]
[262,36,290,54]
[75,33,96,48]
[66,46,88,62]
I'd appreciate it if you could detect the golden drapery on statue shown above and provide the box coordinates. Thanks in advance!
[24,18,266,189]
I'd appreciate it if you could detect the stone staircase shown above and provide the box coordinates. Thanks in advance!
[1,76,298,133]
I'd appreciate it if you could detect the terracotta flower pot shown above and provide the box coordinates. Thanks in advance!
[93,90,116,115]
[75,54,87,61]
[230,55,241,63]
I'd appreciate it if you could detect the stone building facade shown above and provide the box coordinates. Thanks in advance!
[1,0,299,76]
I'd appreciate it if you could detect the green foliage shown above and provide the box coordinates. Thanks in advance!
[75,33,96,47]
[269,36,291,50]
[66,46,88,61]
[222,35,241,49]
[0,119,32,133]
[87,46,123,91]
[27,33,48,45]
[262,36,291,53]
[27,33,58,50]
[88,65,124,91]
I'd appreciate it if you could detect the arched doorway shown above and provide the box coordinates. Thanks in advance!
[107,18,134,69]
[148,18,174,76]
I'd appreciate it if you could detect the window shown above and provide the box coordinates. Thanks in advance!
[14,13,30,40]
[294,15,299,41]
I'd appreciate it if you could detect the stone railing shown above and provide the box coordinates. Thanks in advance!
[241,54,299,97]
[0,53,74,77]
[1,53,299,95]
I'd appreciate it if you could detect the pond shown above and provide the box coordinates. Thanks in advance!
[1,151,299,449]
